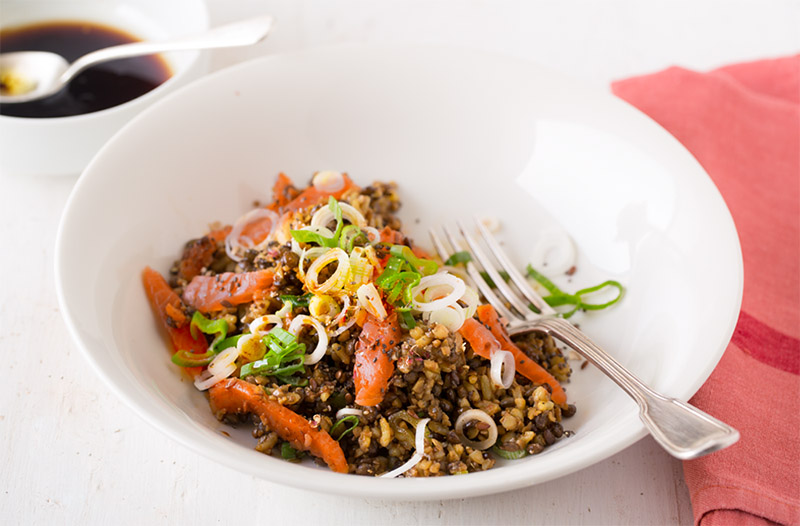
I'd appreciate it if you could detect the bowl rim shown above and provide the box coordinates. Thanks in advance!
[55,43,744,499]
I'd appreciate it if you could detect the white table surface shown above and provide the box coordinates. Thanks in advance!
[2,1,798,524]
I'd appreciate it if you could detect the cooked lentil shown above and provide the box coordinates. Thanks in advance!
[159,172,576,476]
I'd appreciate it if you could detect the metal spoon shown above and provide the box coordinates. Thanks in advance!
[0,15,274,104]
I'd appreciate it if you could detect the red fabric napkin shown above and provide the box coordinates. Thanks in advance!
[612,56,800,526]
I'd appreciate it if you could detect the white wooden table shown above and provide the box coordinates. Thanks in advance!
[2,1,798,524]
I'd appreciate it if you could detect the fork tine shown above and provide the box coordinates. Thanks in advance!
[430,228,480,290]
[428,228,452,263]
[441,225,518,322]
[455,220,537,319]
[473,219,556,316]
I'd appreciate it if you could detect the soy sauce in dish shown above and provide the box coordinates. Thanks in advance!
[0,21,172,118]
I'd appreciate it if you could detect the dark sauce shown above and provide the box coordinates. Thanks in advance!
[0,21,172,118]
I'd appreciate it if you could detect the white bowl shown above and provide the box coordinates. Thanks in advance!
[0,0,209,176]
[55,45,743,500]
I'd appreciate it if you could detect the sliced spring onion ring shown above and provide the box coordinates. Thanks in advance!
[207,345,240,376]
[363,226,381,244]
[438,265,476,289]
[454,409,498,451]
[311,201,367,229]
[236,332,267,363]
[287,314,328,365]
[332,294,351,326]
[305,248,350,294]
[291,225,335,253]
[249,314,282,336]
[410,273,466,312]
[297,246,330,280]
[423,283,454,302]
[491,444,528,460]
[225,208,280,262]
[309,294,341,322]
[490,349,515,389]
[275,301,292,318]
[331,316,357,337]
[415,417,429,454]
[312,170,345,193]
[428,304,466,332]
[458,285,479,318]
[380,418,430,478]
[529,227,576,277]
[335,407,364,419]
[194,362,236,391]
[357,283,387,320]
[339,225,368,251]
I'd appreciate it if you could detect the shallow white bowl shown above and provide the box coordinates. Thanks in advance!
[55,45,742,500]
[0,0,209,176]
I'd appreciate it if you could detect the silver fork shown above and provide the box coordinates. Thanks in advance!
[431,219,740,460]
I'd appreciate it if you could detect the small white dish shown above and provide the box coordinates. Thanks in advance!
[55,45,743,500]
[0,0,209,176]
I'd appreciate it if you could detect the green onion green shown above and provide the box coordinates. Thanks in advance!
[280,442,304,460]
[238,326,307,382]
[171,349,215,368]
[289,228,332,247]
[526,265,625,319]
[445,251,472,266]
[330,415,360,441]
[479,270,510,289]
[389,244,438,276]
[339,224,368,252]
[289,196,345,248]
[171,311,233,367]
[397,308,416,330]
[279,293,312,308]
[189,310,229,351]
[491,444,528,460]
[373,245,439,329]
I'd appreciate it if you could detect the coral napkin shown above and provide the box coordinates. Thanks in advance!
[612,56,800,526]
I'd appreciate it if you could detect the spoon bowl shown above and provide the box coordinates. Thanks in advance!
[0,15,273,104]
[0,51,70,102]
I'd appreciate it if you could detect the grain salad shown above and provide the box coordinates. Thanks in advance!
[142,171,580,477]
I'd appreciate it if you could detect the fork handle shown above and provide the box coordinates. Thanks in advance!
[535,318,740,459]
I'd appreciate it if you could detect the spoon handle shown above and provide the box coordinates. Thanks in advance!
[62,15,274,81]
